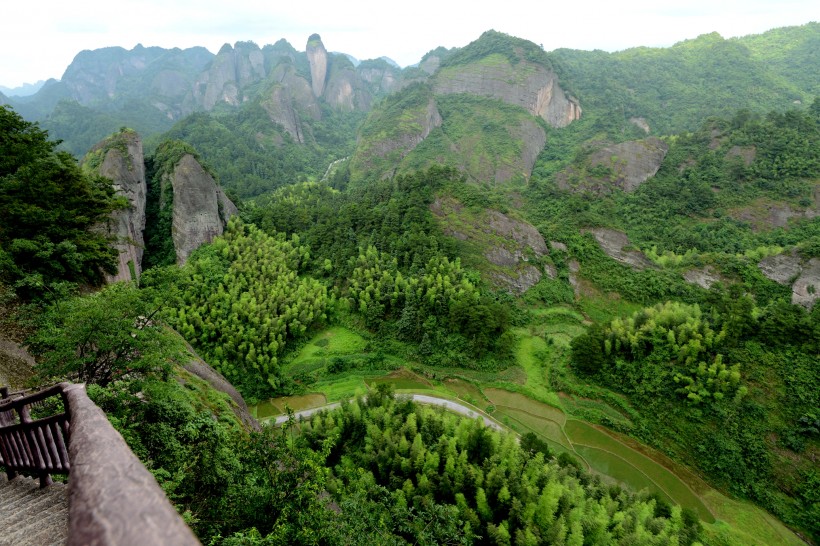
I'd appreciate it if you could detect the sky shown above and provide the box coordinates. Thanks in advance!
[1,0,817,88]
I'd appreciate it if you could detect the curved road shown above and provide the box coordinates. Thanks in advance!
[270,393,502,431]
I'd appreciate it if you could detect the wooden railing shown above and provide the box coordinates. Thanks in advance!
[0,384,71,488]
[0,383,200,545]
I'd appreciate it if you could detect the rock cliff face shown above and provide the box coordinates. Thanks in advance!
[585,228,656,271]
[192,42,266,110]
[589,138,669,192]
[352,96,443,179]
[261,63,320,143]
[323,59,374,112]
[433,54,581,129]
[84,131,147,283]
[557,138,668,194]
[166,154,238,265]
[306,34,328,98]
[758,252,820,308]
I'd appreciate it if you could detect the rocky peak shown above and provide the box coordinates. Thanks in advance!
[192,42,266,110]
[166,154,238,265]
[261,63,320,144]
[83,130,147,283]
[306,34,328,98]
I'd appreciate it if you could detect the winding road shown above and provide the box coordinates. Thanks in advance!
[269,393,503,430]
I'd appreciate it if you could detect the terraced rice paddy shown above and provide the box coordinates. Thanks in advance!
[254,393,327,419]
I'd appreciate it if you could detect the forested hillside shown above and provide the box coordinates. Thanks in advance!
[1,22,819,546]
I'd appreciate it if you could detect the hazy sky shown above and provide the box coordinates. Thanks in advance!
[1,0,817,88]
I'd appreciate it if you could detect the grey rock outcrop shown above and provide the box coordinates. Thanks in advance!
[586,228,656,271]
[192,42,266,110]
[85,131,147,283]
[758,252,820,308]
[306,34,328,98]
[588,138,668,192]
[324,60,371,112]
[683,266,725,289]
[433,57,581,129]
[262,63,320,143]
[360,97,443,176]
[791,258,820,309]
[557,138,669,194]
[166,154,238,265]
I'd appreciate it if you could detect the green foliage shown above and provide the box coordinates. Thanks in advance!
[302,393,703,545]
[549,28,812,136]
[164,218,329,398]
[155,101,365,198]
[441,30,552,70]
[27,282,184,386]
[0,104,122,298]
[572,301,745,405]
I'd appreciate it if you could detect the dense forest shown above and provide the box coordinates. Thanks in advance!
[2,22,819,546]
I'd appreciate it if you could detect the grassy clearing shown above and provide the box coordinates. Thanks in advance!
[485,388,566,425]
[444,378,487,406]
[577,293,642,324]
[700,490,805,546]
[513,328,550,392]
[565,420,713,521]
[558,393,632,426]
[574,444,674,501]
[366,368,433,391]
[528,306,586,322]
[253,393,327,419]
[314,375,370,401]
[284,327,368,373]
[493,406,573,450]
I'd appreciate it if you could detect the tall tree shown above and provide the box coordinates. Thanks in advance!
[0,105,123,298]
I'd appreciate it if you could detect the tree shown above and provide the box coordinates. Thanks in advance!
[0,105,123,298]
[28,282,184,386]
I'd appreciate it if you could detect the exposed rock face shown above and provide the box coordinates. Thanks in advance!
[430,197,548,293]
[363,97,443,176]
[728,192,819,231]
[504,120,547,183]
[85,131,147,283]
[419,55,441,75]
[306,34,328,98]
[586,228,656,270]
[792,258,820,309]
[358,65,401,95]
[590,138,668,192]
[167,154,238,265]
[758,252,820,308]
[261,63,320,143]
[758,252,803,284]
[433,55,581,128]
[630,117,651,134]
[683,266,725,289]
[192,42,266,110]
[324,60,372,112]
[557,138,668,194]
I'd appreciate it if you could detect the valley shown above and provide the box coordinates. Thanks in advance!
[1,21,818,546]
